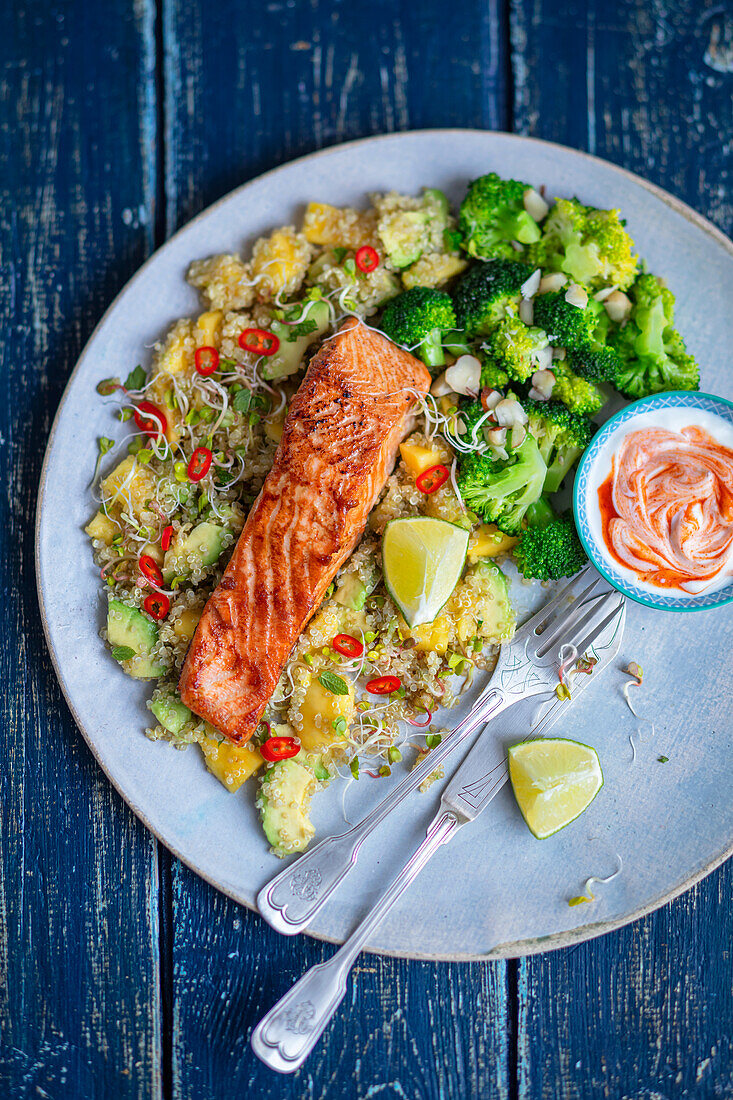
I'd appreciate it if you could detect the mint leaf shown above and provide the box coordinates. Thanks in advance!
[111,645,136,662]
[318,670,349,696]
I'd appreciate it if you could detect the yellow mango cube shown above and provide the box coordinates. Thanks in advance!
[468,524,518,560]
[101,457,156,519]
[251,227,310,297]
[399,438,450,478]
[195,309,223,348]
[200,737,264,793]
[409,613,453,655]
[298,674,355,754]
[302,202,378,248]
[173,608,201,642]
[85,510,118,545]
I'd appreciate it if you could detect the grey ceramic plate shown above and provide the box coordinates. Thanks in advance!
[36,130,733,960]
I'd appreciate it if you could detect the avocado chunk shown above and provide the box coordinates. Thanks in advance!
[258,759,316,856]
[379,210,428,268]
[107,599,166,680]
[294,749,331,782]
[335,563,378,610]
[263,299,331,381]
[149,693,192,736]
[471,559,516,644]
[163,522,225,582]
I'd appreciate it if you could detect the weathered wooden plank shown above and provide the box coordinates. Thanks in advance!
[510,0,732,233]
[0,2,162,1096]
[162,0,510,231]
[510,1,733,1095]
[160,0,512,1094]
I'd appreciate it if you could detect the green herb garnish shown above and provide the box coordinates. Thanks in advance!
[350,757,360,780]
[333,246,348,264]
[425,733,442,750]
[318,670,349,696]
[124,364,146,391]
[111,645,136,662]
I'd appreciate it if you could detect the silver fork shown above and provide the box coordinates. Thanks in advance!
[258,568,622,936]
[251,581,624,1072]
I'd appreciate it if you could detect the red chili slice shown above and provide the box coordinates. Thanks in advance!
[161,525,174,552]
[260,736,300,762]
[366,675,402,695]
[195,346,219,376]
[332,633,364,659]
[416,464,450,495]
[143,592,170,620]
[139,554,164,588]
[187,446,212,482]
[238,328,280,356]
[133,400,167,439]
[355,245,379,273]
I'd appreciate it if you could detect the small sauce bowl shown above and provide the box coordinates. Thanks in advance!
[573,391,733,611]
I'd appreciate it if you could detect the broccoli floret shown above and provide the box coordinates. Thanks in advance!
[380,287,457,368]
[565,344,623,387]
[480,355,509,391]
[522,398,595,493]
[532,198,638,289]
[532,292,598,348]
[489,315,550,383]
[452,259,530,336]
[609,274,700,398]
[513,498,587,580]
[457,433,547,535]
[459,173,542,260]
[549,360,605,416]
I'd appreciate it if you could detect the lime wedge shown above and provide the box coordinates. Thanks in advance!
[508,738,603,839]
[382,517,468,628]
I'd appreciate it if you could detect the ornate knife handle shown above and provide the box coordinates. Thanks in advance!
[251,810,459,1073]
[257,686,507,935]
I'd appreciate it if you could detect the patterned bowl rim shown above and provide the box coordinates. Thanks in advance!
[573,391,733,612]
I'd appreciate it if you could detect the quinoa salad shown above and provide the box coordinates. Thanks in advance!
[87,175,700,856]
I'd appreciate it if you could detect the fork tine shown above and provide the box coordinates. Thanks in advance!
[544,593,625,661]
[564,600,626,660]
[519,566,611,643]
[531,580,614,657]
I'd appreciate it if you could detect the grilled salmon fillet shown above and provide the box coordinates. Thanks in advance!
[179,317,431,744]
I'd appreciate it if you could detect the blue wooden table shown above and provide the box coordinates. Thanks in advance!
[3,1,732,1095]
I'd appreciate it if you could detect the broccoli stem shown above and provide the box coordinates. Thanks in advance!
[419,328,446,368]
[544,447,583,494]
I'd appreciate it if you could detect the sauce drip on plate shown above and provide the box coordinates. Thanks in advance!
[598,424,733,592]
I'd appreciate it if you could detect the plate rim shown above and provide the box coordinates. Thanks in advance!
[573,390,733,613]
[35,127,733,961]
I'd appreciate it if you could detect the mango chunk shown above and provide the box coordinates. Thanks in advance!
[298,673,355,754]
[195,309,223,348]
[85,510,118,545]
[302,202,378,248]
[200,736,264,793]
[400,438,451,478]
[173,607,202,642]
[251,227,310,297]
[101,457,156,520]
[468,524,518,560]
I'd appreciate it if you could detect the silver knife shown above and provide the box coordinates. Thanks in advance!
[251,595,626,1072]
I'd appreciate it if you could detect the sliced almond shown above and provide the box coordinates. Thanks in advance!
[538,272,568,294]
[534,345,554,372]
[552,345,567,361]
[519,298,534,326]
[430,371,454,397]
[445,354,481,397]
[604,289,632,323]
[565,283,588,309]
[523,188,550,222]
[593,285,617,302]
[481,387,502,412]
[520,268,542,299]
[529,368,556,400]
[510,422,527,449]
[495,398,529,428]
[487,425,507,447]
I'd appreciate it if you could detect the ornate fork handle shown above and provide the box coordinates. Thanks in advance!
[251,809,460,1073]
[257,685,509,934]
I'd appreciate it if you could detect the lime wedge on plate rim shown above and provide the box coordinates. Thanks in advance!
[508,738,603,839]
[382,516,469,628]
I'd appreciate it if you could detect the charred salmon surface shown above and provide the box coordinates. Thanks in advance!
[178,318,431,744]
